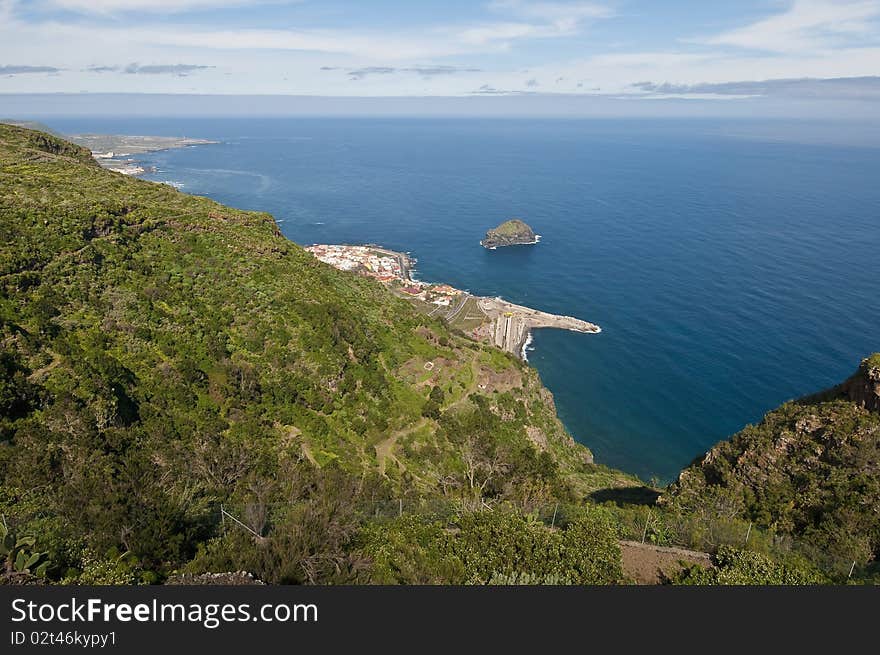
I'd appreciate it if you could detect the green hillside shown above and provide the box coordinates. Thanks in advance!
[0,124,635,583]
[664,355,880,573]
[3,123,875,586]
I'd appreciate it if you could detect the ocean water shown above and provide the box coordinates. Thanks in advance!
[46,117,880,481]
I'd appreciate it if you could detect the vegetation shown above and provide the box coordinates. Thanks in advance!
[1,124,876,586]
[360,506,621,585]
[667,546,826,585]
[0,120,60,137]
[1,522,50,577]
[487,219,533,237]
[0,124,619,583]
[664,356,880,576]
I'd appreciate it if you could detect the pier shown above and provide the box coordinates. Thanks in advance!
[478,297,601,356]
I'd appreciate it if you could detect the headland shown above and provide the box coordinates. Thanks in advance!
[306,243,600,359]
[67,134,218,176]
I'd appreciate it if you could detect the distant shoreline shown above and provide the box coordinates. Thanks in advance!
[68,133,218,177]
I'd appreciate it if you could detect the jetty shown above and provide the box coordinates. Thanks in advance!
[478,297,600,355]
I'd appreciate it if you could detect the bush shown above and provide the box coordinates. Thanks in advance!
[64,550,142,586]
[360,507,621,585]
[668,546,827,585]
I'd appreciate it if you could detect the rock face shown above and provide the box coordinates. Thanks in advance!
[481,219,538,248]
[799,353,880,412]
[835,353,880,412]
[664,353,880,564]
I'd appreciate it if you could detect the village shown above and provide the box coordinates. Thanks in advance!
[305,244,464,308]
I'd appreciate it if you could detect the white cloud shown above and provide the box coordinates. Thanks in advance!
[4,3,614,62]
[697,0,880,52]
[554,46,880,93]
[490,0,612,24]
[457,21,563,46]
[42,0,288,13]
[459,0,612,44]
[1,0,879,100]
[145,26,518,60]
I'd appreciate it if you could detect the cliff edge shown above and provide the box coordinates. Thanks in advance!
[665,354,880,566]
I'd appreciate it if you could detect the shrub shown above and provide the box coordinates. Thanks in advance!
[668,546,827,585]
[360,507,621,585]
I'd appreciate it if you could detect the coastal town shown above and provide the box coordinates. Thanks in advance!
[305,243,600,358]
[305,244,464,307]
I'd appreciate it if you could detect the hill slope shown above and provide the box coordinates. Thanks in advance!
[665,355,880,568]
[0,125,624,578]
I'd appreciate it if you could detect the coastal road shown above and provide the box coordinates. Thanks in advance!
[479,297,600,335]
[444,295,469,323]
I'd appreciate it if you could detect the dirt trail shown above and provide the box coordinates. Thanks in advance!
[619,540,712,585]
[375,418,431,476]
[27,352,61,382]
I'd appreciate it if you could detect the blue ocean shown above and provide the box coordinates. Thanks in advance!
[45,117,880,481]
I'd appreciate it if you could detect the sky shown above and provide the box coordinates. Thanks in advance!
[1,0,879,115]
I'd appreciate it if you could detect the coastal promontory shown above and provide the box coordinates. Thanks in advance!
[481,218,539,248]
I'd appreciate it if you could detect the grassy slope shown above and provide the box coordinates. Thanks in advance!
[0,124,633,511]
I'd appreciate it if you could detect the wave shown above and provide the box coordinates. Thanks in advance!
[182,167,273,192]
[521,331,534,362]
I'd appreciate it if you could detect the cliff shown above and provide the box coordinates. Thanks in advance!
[665,354,880,567]
[799,352,880,412]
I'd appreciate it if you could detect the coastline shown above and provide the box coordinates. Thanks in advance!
[70,134,219,177]
[520,331,534,362]
[306,242,600,360]
[364,243,414,280]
